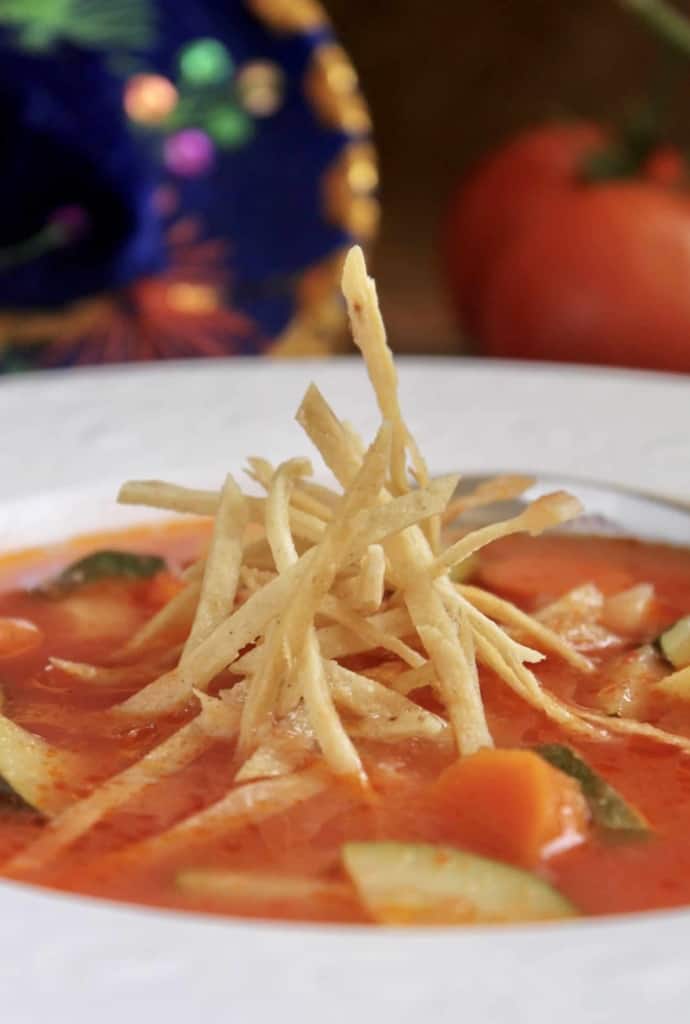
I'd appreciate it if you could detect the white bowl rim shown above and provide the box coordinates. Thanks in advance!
[1,356,690,1023]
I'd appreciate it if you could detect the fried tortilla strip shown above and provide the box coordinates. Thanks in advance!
[181,474,247,660]
[5,694,241,875]
[119,480,325,547]
[115,475,455,718]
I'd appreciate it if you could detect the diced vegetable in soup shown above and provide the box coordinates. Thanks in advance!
[2,246,690,928]
[2,525,690,923]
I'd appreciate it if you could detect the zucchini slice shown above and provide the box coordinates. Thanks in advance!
[658,615,690,670]
[176,869,350,904]
[342,841,577,925]
[0,711,85,816]
[40,550,166,595]
[0,775,34,814]
[535,744,647,833]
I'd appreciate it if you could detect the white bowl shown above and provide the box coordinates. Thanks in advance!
[1,358,689,1023]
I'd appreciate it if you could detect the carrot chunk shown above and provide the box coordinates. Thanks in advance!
[432,748,589,867]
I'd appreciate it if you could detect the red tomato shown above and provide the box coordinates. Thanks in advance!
[644,145,688,188]
[479,183,690,372]
[443,122,608,335]
[444,121,690,371]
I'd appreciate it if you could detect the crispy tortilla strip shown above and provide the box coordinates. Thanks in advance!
[296,392,452,557]
[50,647,182,687]
[118,480,325,547]
[181,558,206,582]
[118,480,219,515]
[355,544,386,614]
[459,584,593,674]
[457,600,480,700]
[114,580,201,661]
[239,446,377,751]
[241,536,280,572]
[116,472,453,718]
[342,420,367,460]
[239,566,277,596]
[341,246,439,550]
[298,633,365,781]
[299,377,491,754]
[264,458,312,572]
[6,695,240,875]
[465,618,601,738]
[446,586,544,672]
[234,705,315,783]
[237,617,292,755]
[175,869,350,904]
[246,456,333,522]
[472,629,598,735]
[342,245,431,499]
[403,574,492,754]
[441,474,535,525]
[327,662,450,745]
[181,474,247,660]
[299,478,341,508]
[239,424,393,779]
[296,383,363,489]
[125,439,438,719]
[319,594,423,669]
[392,661,436,695]
[235,733,313,783]
[381,508,493,755]
[433,492,584,576]
[113,768,328,865]
[363,476,458,550]
[273,423,394,780]
[103,244,690,802]
[234,605,414,673]
[577,707,690,752]
[114,560,310,717]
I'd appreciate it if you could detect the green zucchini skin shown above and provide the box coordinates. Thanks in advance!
[535,744,647,833]
[657,615,690,670]
[0,775,42,816]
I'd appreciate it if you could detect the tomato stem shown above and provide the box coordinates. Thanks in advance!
[582,2,690,182]
[617,0,690,58]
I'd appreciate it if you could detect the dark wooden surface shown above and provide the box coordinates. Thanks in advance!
[323,0,690,353]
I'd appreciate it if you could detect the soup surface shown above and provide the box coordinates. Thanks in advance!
[1,521,690,924]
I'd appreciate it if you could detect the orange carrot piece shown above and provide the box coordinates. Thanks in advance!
[432,748,588,868]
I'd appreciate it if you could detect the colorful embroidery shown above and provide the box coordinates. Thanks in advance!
[0,1,377,370]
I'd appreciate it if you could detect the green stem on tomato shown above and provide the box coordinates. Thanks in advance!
[617,0,690,59]
[582,1,690,182]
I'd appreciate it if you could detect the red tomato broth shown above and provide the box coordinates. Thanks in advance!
[2,525,690,924]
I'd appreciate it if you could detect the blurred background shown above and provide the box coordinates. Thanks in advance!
[324,0,690,356]
[2,0,690,372]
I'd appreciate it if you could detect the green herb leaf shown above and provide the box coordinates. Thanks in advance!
[41,549,166,595]
[535,743,648,833]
